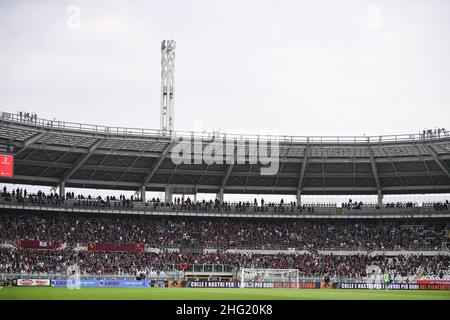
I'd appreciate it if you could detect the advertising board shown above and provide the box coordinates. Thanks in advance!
[17,279,50,287]
[51,279,151,287]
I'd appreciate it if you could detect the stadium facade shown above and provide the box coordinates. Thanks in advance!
[0,110,449,290]
[1,111,449,204]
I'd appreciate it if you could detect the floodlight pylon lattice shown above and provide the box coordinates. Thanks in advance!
[160,40,176,134]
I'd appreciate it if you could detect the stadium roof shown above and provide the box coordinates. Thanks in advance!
[1,111,450,195]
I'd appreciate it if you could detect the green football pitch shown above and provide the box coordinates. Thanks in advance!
[1,287,450,300]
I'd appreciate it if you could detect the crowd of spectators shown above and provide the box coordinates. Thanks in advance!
[1,185,449,279]
[168,198,322,213]
[429,201,449,211]
[0,248,448,279]
[66,192,141,209]
[1,186,449,214]
[342,200,366,210]
[0,186,142,208]
[342,199,417,210]
[18,111,37,124]
[0,186,323,213]
[422,128,447,139]
[384,202,417,209]
[0,212,448,251]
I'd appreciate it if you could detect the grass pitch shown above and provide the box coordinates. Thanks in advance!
[1,287,450,300]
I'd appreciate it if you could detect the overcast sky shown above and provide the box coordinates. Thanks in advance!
[1,0,449,138]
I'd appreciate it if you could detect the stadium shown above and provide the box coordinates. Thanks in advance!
[0,1,450,303]
[0,111,449,300]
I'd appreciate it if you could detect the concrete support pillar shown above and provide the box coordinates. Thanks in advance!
[165,186,173,204]
[377,190,383,207]
[296,190,302,207]
[193,193,197,203]
[217,189,224,203]
[140,186,146,202]
[59,182,65,198]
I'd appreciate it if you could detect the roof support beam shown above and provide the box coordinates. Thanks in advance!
[141,142,173,188]
[36,151,70,179]
[426,145,450,180]
[167,163,181,185]
[116,156,141,182]
[85,154,108,183]
[221,163,234,191]
[296,147,309,205]
[60,139,102,184]
[415,144,436,186]
[15,132,46,157]
[195,163,213,187]
[273,148,288,188]
[381,146,406,189]
[368,147,382,204]
[217,163,234,203]
[218,145,237,200]
[244,164,253,191]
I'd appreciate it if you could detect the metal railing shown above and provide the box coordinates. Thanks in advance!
[1,111,449,144]
[2,198,449,218]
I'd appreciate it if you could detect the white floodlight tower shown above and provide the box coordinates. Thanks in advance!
[160,40,176,134]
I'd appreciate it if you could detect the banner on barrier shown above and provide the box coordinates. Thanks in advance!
[416,280,450,285]
[152,280,168,288]
[19,240,63,250]
[337,282,450,290]
[51,279,151,287]
[418,283,450,290]
[338,283,420,290]
[17,279,50,287]
[185,281,319,289]
[187,281,240,288]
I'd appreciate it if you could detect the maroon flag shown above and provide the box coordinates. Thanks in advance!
[19,240,62,250]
